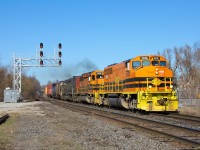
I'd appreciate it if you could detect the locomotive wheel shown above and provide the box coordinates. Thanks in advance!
[90,96,94,104]
[75,96,79,102]
[98,95,104,105]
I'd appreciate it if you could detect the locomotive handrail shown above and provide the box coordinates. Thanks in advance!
[144,77,174,92]
[98,77,174,93]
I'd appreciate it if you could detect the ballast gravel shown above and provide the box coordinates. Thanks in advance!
[0,101,176,150]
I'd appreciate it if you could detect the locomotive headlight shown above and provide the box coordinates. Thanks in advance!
[155,71,158,75]
[156,68,159,71]
[170,85,173,89]
[149,85,152,89]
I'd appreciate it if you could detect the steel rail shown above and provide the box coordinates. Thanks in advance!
[153,113,200,123]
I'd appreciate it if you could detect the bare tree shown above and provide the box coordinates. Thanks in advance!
[160,42,200,98]
[0,62,41,101]
[21,75,40,100]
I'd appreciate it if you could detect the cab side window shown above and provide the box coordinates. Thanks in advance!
[132,61,141,69]
[92,75,95,81]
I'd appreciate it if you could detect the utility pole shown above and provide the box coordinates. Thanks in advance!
[13,43,62,94]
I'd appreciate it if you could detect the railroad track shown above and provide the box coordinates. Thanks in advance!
[169,113,200,122]
[153,113,200,124]
[0,114,9,125]
[44,98,200,149]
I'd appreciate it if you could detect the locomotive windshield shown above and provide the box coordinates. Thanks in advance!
[97,75,103,79]
[132,61,141,69]
[152,61,159,66]
[152,61,166,66]
[142,60,150,66]
[160,61,166,66]
[133,60,167,69]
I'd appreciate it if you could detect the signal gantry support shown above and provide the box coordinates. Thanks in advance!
[13,43,62,93]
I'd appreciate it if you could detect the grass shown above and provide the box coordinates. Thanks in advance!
[0,114,18,149]
[179,99,200,117]
[178,106,200,117]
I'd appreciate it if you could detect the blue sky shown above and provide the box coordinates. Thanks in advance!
[0,0,200,85]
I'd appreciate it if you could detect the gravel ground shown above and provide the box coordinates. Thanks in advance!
[0,101,176,150]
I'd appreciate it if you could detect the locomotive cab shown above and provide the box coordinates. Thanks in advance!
[88,70,104,104]
[79,70,104,104]
[89,70,104,86]
[131,56,168,72]
[128,56,174,92]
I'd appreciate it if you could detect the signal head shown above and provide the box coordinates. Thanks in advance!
[58,43,62,49]
[40,43,43,49]
[59,60,62,66]
[40,51,43,57]
[58,51,62,57]
[40,60,43,65]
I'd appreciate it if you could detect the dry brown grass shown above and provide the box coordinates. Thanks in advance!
[0,113,18,149]
[178,106,200,117]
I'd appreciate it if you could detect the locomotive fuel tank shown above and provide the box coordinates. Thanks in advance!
[107,94,129,109]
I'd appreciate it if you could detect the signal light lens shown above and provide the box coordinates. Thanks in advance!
[58,51,62,57]
[59,60,62,65]
[40,60,43,65]
[40,51,43,57]
[58,43,62,49]
[40,43,43,49]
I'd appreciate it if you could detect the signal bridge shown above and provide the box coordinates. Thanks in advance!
[13,43,62,93]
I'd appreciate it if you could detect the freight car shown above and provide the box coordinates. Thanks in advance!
[63,76,80,101]
[50,81,66,99]
[44,84,53,97]
[45,55,178,112]
[52,83,57,98]
[55,81,66,99]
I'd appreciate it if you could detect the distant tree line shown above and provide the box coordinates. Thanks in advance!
[0,64,41,101]
[158,41,200,98]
